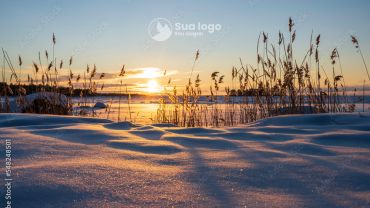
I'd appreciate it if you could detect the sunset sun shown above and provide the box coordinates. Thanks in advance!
[145,79,161,93]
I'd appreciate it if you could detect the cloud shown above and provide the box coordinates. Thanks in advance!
[123,67,177,79]
[9,65,179,94]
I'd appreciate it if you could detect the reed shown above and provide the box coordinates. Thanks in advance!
[155,18,360,127]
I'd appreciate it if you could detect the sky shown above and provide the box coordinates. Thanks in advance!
[1,0,370,93]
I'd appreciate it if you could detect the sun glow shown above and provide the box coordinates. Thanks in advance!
[142,68,161,79]
[129,67,162,79]
[145,79,161,93]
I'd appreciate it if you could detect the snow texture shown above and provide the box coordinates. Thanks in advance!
[0,113,370,207]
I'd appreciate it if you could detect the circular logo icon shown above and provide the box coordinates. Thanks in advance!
[148,18,172,42]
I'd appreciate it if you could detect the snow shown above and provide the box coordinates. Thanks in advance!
[93,101,107,109]
[8,92,69,113]
[0,113,370,207]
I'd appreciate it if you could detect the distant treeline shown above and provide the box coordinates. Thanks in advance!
[228,88,279,96]
[0,82,292,97]
[0,82,142,97]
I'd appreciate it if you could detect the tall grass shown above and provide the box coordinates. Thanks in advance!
[155,18,362,127]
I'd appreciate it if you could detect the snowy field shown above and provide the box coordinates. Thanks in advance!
[1,113,370,207]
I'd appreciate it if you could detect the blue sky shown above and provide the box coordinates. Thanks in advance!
[1,0,370,91]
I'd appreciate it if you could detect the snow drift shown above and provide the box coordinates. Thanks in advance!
[0,113,369,207]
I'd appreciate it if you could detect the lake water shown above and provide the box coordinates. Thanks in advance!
[72,95,370,124]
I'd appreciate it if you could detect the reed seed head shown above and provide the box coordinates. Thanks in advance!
[52,33,56,45]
